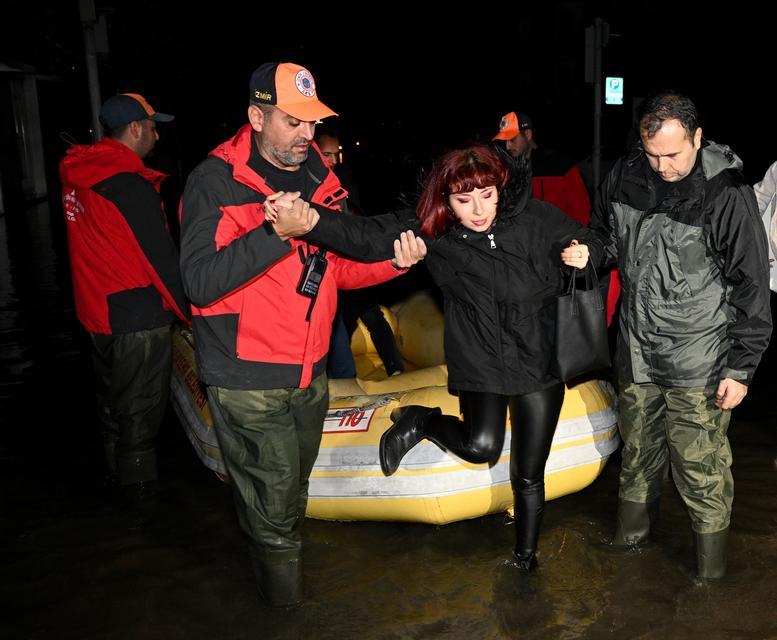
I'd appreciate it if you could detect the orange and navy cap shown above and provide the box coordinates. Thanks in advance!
[249,62,337,121]
[99,93,174,129]
[492,111,533,141]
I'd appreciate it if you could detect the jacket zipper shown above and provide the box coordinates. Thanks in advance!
[489,233,506,380]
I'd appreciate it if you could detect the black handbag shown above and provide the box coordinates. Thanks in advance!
[554,263,611,381]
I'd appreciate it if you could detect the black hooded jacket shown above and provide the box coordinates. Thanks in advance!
[304,155,605,395]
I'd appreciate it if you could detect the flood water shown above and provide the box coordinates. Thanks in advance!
[2,202,777,640]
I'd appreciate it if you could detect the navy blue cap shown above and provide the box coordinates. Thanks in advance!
[99,93,174,129]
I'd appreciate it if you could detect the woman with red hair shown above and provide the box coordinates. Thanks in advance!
[273,145,604,570]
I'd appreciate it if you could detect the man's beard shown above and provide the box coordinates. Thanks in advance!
[266,139,309,168]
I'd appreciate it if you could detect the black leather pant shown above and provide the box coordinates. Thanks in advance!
[425,384,565,556]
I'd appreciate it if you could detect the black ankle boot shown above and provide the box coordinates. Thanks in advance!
[512,549,538,572]
[379,405,441,476]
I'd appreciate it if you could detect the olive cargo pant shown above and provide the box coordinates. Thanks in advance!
[206,373,328,605]
[617,380,733,534]
[91,325,172,485]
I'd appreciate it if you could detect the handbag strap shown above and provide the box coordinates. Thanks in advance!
[562,263,604,312]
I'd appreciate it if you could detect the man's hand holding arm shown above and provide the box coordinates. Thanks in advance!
[264,191,320,241]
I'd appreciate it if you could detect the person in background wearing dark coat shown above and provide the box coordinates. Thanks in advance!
[316,128,405,378]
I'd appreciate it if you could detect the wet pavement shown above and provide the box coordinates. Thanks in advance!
[2,202,777,640]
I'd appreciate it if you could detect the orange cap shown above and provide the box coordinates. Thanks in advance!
[249,62,337,121]
[492,111,533,141]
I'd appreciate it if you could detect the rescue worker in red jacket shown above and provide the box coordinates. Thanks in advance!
[179,62,426,608]
[494,111,591,225]
[494,110,621,325]
[60,93,189,494]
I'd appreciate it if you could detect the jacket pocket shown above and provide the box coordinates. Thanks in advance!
[673,219,707,294]
[235,287,306,364]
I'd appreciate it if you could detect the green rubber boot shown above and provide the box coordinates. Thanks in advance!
[250,548,303,608]
[696,528,728,580]
[612,499,660,547]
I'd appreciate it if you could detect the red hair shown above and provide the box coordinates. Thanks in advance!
[417,145,510,238]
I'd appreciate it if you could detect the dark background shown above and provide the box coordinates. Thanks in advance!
[2,0,773,215]
[3,6,777,638]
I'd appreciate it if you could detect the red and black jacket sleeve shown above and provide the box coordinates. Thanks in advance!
[179,160,293,308]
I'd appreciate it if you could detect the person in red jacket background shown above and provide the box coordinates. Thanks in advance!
[60,93,189,495]
[494,110,620,325]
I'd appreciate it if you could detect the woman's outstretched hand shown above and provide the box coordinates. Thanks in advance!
[392,231,427,269]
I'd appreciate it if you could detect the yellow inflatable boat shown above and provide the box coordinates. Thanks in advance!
[171,292,619,525]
